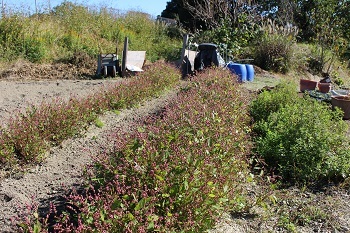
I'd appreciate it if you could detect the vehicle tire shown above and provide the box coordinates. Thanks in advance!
[112,66,116,77]
[104,66,108,77]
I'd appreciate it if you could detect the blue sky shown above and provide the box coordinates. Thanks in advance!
[5,0,169,17]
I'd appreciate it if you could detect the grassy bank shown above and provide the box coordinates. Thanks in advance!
[0,2,182,64]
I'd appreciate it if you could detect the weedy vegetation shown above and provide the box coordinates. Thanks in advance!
[0,62,180,166]
[1,1,350,232]
[0,2,182,64]
[18,68,255,232]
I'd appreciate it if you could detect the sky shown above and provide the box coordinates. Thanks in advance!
[4,0,169,17]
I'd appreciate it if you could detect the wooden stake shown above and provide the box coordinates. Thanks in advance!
[121,37,128,77]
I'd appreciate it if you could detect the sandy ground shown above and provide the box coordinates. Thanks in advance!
[0,79,124,126]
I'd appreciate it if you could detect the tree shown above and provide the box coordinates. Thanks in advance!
[183,0,255,29]
[161,0,201,30]
[182,0,230,29]
[255,0,349,43]
[309,0,348,73]
[162,0,255,31]
[338,0,350,40]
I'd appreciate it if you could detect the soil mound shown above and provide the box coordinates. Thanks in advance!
[0,52,97,80]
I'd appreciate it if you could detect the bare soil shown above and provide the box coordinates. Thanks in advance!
[0,59,349,232]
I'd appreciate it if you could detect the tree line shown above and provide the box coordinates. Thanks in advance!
[161,0,349,53]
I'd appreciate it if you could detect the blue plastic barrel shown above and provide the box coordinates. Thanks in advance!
[245,64,255,82]
[227,62,247,82]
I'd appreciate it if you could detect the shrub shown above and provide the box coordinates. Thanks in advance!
[253,89,350,184]
[23,37,46,63]
[191,14,260,60]
[0,15,26,61]
[249,81,299,124]
[253,34,294,73]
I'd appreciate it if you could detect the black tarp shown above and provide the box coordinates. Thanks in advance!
[194,43,225,71]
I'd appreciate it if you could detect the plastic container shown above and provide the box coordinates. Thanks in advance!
[331,96,350,119]
[300,79,318,92]
[245,64,255,82]
[331,89,350,97]
[318,82,331,93]
[227,62,247,82]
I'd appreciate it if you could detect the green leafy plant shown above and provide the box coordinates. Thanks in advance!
[192,14,260,60]
[112,109,121,115]
[307,0,348,75]
[251,82,350,184]
[0,127,14,164]
[94,118,104,128]
[249,81,299,124]
[23,37,46,63]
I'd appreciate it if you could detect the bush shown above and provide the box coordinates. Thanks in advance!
[192,15,260,60]
[249,81,299,124]
[252,84,350,184]
[0,15,26,61]
[23,38,46,63]
[0,128,14,164]
[253,34,294,73]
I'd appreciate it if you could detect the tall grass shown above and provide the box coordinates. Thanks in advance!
[0,2,182,63]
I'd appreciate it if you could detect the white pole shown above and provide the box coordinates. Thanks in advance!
[35,0,37,15]
[1,0,4,18]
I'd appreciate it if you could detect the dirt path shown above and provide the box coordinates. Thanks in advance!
[0,79,123,125]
